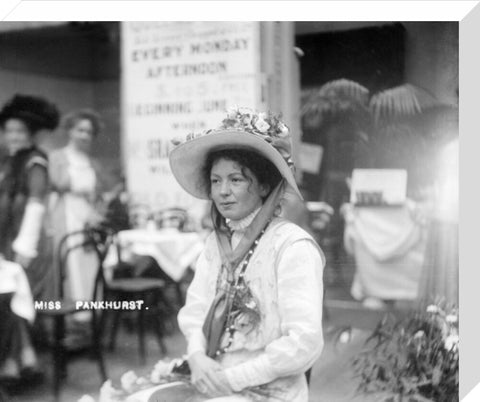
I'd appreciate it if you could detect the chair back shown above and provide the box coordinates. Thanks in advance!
[155,208,188,230]
[56,227,114,300]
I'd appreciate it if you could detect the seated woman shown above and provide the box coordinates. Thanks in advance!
[168,109,325,401]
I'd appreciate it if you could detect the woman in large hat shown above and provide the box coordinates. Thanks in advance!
[169,108,325,401]
[0,94,59,379]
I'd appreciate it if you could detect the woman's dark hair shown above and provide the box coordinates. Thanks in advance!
[0,94,59,134]
[62,109,103,137]
[201,148,282,199]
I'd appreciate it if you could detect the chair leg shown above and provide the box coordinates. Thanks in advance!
[151,289,167,355]
[153,310,167,355]
[138,300,146,365]
[0,386,9,402]
[53,315,66,401]
[175,283,184,307]
[160,288,178,335]
[91,311,107,381]
[109,309,122,352]
[99,301,108,344]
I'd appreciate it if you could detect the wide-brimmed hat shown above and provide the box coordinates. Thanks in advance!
[0,94,59,133]
[169,107,301,200]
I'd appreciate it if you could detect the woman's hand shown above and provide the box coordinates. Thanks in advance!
[188,351,233,397]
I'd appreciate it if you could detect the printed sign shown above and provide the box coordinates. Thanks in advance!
[121,22,261,213]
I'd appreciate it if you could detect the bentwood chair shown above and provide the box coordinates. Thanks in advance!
[98,233,168,365]
[154,207,191,306]
[37,227,111,401]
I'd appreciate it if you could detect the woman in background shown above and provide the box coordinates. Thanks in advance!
[0,94,59,379]
[0,94,59,298]
[49,109,106,312]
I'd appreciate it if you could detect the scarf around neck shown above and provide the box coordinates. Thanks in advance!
[202,180,286,358]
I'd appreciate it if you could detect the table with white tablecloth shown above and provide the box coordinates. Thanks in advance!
[0,257,35,323]
[104,228,205,283]
[343,203,427,302]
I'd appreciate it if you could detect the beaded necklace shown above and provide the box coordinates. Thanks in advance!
[214,225,268,357]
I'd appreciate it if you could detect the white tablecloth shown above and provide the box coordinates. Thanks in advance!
[104,228,205,282]
[343,203,427,301]
[0,257,35,322]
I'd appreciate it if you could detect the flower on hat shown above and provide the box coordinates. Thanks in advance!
[254,117,270,133]
[172,107,291,147]
[226,106,239,120]
[218,107,290,139]
[241,114,253,128]
[276,122,290,138]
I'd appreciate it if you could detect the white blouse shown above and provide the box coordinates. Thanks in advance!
[177,216,325,401]
[65,145,96,196]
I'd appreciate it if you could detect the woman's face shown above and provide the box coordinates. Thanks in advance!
[210,157,268,221]
[2,118,33,154]
[69,118,94,153]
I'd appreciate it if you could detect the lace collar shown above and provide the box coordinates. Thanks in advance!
[226,206,261,232]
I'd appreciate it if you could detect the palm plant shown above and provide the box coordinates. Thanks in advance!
[301,79,371,168]
[301,78,457,198]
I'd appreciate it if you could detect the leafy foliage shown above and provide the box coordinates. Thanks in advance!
[352,304,459,402]
[301,79,458,198]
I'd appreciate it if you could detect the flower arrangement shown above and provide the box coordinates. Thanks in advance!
[352,303,459,402]
[78,356,281,402]
[77,358,190,402]
[172,107,295,170]
[177,107,290,143]
[219,107,290,140]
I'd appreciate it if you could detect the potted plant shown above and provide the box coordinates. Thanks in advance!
[351,303,459,402]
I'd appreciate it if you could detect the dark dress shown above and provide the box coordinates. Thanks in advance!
[0,146,53,300]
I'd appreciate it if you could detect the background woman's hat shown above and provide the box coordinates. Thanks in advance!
[169,107,302,200]
[0,94,59,133]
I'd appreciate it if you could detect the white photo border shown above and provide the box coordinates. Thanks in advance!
[0,1,478,400]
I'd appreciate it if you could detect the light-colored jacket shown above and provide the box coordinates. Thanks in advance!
[178,217,325,402]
